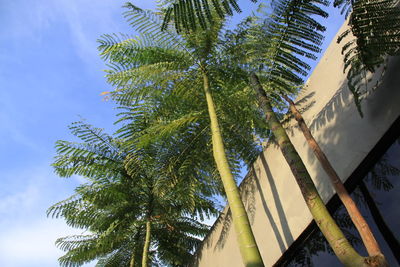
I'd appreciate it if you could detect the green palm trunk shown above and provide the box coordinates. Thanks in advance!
[249,73,388,267]
[142,220,151,267]
[202,70,264,267]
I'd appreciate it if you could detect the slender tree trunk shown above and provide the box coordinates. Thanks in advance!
[282,94,385,262]
[130,246,136,267]
[249,73,387,267]
[131,231,141,267]
[359,181,400,264]
[142,220,151,267]
[202,69,265,267]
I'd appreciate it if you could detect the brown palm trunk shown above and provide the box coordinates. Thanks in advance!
[249,73,387,267]
[282,94,385,261]
[359,181,400,264]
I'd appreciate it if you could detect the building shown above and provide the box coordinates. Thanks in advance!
[191,21,400,266]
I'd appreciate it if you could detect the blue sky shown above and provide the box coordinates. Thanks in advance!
[0,1,344,266]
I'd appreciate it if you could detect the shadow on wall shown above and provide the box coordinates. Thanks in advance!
[268,56,400,266]
[213,146,297,254]
[292,56,400,263]
[191,55,400,266]
[215,209,232,251]
[209,153,297,254]
[251,164,287,253]
[308,85,347,134]
[307,57,400,134]
[190,172,260,264]
[307,56,400,186]
[253,153,294,252]
[214,172,259,251]
[277,56,400,199]
[280,92,317,138]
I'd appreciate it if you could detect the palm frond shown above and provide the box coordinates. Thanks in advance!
[51,118,218,267]
[222,0,328,104]
[124,2,190,50]
[161,0,258,31]
[336,0,400,115]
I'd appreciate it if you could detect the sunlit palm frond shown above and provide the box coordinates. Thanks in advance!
[160,0,258,31]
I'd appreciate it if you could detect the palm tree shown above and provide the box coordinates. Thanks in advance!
[162,0,400,116]
[160,0,397,264]
[48,121,215,266]
[236,0,387,261]
[250,74,379,266]
[281,94,383,259]
[98,4,266,266]
[219,0,388,264]
[98,2,392,265]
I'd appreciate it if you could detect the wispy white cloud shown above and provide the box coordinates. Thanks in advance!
[0,164,91,267]
[2,0,159,71]
[52,0,141,68]
[0,183,39,215]
[55,0,105,66]
[0,2,161,267]
[52,0,159,67]
[0,110,41,152]
[0,219,93,267]
[0,1,55,43]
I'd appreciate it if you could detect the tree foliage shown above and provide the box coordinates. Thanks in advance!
[160,0,258,31]
[49,121,216,266]
[48,0,400,265]
[98,4,272,265]
[336,0,400,115]
[98,3,268,174]
[219,0,328,108]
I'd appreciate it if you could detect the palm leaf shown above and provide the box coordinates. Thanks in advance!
[161,0,258,31]
[336,0,400,116]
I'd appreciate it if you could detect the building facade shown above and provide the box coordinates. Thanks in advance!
[192,22,400,266]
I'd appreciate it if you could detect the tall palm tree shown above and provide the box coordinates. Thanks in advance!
[281,94,383,259]
[123,0,396,265]
[250,75,386,266]
[219,0,388,264]
[48,121,215,266]
[98,4,266,266]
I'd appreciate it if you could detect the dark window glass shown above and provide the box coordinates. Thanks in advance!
[283,140,400,266]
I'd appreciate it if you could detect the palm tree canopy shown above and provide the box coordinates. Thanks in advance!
[222,0,329,99]
[98,3,269,174]
[98,6,271,264]
[161,0,400,116]
[48,121,216,266]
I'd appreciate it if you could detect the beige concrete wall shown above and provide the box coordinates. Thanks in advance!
[192,22,400,267]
